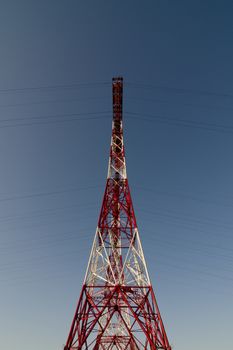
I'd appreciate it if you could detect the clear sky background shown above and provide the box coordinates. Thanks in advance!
[0,1,233,349]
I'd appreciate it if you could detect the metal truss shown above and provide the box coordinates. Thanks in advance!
[64,77,171,350]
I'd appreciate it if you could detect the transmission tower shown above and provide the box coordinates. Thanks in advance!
[64,77,171,350]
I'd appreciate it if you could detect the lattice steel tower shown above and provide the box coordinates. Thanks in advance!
[64,77,171,350]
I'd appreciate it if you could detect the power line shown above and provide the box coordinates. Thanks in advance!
[147,233,233,262]
[126,82,233,100]
[0,96,109,109]
[125,111,233,134]
[0,111,110,129]
[0,109,232,133]
[141,208,233,234]
[0,81,110,94]
[127,96,233,113]
[1,237,233,287]
[0,185,101,203]
[1,80,232,99]
[134,186,233,209]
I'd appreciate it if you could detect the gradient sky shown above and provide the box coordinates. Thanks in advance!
[0,1,233,349]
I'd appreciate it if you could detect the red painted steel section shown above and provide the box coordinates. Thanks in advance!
[64,77,171,350]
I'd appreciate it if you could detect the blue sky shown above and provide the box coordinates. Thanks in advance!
[0,1,233,349]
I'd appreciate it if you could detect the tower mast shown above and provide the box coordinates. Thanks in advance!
[64,77,171,350]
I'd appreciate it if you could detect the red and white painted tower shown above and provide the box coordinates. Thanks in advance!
[64,77,171,350]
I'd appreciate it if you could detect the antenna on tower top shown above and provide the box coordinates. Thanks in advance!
[112,76,123,123]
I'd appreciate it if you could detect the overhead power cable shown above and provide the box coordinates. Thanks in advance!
[1,240,233,287]
[0,111,110,129]
[127,96,233,113]
[0,81,110,94]
[125,112,233,134]
[0,96,109,109]
[0,185,101,203]
[126,82,233,100]
[135,186,233,209]
[0,80,231,99]
[141,208,233,234]
[0,110,233,133]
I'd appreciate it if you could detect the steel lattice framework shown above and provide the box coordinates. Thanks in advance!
[64,77,171,350]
